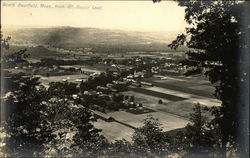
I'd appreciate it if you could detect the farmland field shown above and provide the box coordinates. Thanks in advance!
[60,65,106,73]
[93,119,135,142]
[107,111,189,132]
[34,74,89,87]
[122,91,196,118]
[130,87,187,101]
[142,77,215,98]
[36,70,76,77]
[145,86,220,107]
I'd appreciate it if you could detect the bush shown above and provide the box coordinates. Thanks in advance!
[158,99,163,104]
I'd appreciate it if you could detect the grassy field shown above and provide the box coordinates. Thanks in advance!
[93,106,189,142]
[36,71,76,77]
[83,64,110,72]
[122,91,195,118]
[153,77,215,93]
[35,74,89,87]
[130,87,187,101]
[60,65,106,73]
[142,78,215,98]
[145,86,220,107]
[107,111,189,132]
[93,119,135,142]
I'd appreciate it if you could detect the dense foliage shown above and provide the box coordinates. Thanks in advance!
[155,0,249,157]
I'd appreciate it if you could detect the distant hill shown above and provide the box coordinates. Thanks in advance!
[1,45,65,59]
[2,26,188,52]
[25,46,65,58]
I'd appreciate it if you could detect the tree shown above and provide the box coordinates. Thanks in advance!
[1,35,104,156]
[71,108,107,157]
[3,74,105,157]
[182,104,220,158]
[1,32,29,68]
[1,31,10,50]
[113,94,124,103]
[154,1,249,156]
[48,81,79,99]
[4,75,54,156]
[132,115,170,156]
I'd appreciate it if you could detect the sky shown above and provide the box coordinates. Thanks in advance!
[1,1,187,32]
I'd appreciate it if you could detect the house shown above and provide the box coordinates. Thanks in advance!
[134,71,144,78]
[127,74,134,79]
[83,90,97,96]
[106,67,118,75]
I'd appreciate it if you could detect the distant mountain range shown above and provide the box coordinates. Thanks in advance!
[2,26,188,52]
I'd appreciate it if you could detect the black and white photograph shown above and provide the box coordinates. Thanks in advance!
[1,0,249,157]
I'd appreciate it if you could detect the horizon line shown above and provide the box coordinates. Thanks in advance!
[1,24,185,34]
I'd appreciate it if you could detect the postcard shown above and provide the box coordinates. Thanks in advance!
[1,1,249,157]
